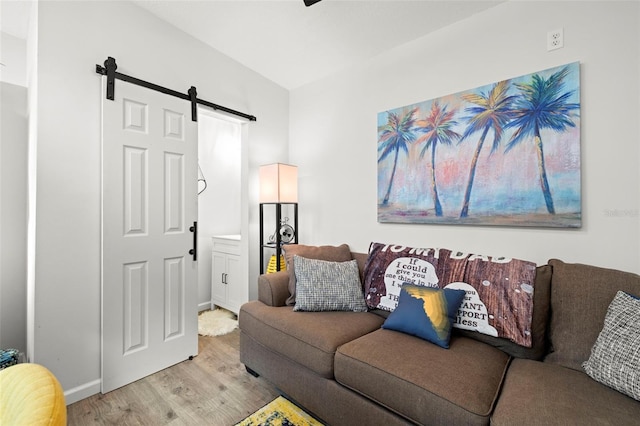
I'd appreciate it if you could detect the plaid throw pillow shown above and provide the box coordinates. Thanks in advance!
[293,256,368,312]
[583,291,640,401]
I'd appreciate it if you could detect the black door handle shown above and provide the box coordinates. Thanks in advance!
[189,222,197,261]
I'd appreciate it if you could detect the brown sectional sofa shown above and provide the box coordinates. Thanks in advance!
[239,252,640,425]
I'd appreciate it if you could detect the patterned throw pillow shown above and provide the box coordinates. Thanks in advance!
[283,244,352,306]
[382,284,466,349]
[582,291,640,401]
[293,256,368,312]
[363,242,537,348]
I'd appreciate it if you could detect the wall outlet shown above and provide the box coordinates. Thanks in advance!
[547,28,564,51]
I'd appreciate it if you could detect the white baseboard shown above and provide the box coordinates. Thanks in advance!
[64,378,101,405]
[65,302,211,405]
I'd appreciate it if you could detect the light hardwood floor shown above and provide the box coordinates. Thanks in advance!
[66,329,279,425]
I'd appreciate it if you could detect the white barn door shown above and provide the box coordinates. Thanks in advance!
[101,78,198,393]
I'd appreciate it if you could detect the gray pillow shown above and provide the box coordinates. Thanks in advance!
[282,244,352,306]
[293,256,368,312]
[582,291,640,401]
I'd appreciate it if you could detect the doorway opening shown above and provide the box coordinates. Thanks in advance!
[197,109,243,312]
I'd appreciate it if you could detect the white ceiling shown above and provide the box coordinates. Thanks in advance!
[1,0,504,90]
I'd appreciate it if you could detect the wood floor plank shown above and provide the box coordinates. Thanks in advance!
[67,329,279,425]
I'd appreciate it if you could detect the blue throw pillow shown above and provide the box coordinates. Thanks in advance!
[382,284,466,349]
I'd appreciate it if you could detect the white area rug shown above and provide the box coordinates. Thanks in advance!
[198,308,238,337]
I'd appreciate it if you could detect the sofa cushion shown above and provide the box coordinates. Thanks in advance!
[351,252,368,283]
[239,301,383,378]
[545,259,640,371]
[382,284,465,348]
[492,358,640,425]
[583,291,640,401]
[293,256,367,312]
[454,264,552,360]
[335,329,510,425]
[282,244,352,306]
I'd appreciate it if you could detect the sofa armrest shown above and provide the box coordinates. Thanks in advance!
[258,271,290,307]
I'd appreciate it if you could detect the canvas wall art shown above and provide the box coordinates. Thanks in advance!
[377,62,581,227]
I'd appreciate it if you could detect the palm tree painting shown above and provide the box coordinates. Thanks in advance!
[504,65,580,215]
[378,107,418,205]
[414,101,461,216]
[458,80,516,218]
[377,62,580,227]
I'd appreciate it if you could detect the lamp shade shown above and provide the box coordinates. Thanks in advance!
[259,163,298,203]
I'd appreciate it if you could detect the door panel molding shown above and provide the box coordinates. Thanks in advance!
[101,78,198,393]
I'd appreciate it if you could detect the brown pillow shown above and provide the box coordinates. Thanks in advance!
[453,264,552,360]
[282,244,352,306]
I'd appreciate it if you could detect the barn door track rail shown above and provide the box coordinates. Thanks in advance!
[95,56,257,122]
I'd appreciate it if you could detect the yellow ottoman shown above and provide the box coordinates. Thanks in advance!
[0,363,66,426]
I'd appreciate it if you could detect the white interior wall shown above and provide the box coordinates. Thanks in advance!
[26,0,39,366]
[290,1,640,274]
[197,111,242,311]
[0,32,28,357]
[0,32,27,86]
[0,82,28,355]
[32,0,288,403]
